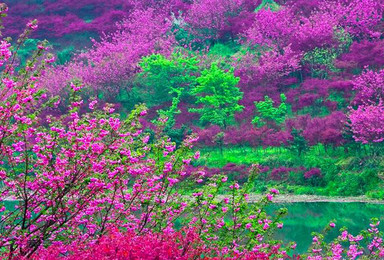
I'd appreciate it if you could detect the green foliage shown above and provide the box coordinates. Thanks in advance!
[330,172,367,196]
[302,28,353,78]
[166,125,191,147]
[214,132,225,155]
[116,88,140,113]
[293,186,317,195]
[57,45,75,64]
[16,38,39,67]
[208,43,238,58]
[327,91,345,109]
[334,27,353,53]
[302,47,340,78]
[253,94,288,126]
[155,89,192,147]
[287,129,308,156]
[255,0,280,12]
[366,190,384,200]
[189,63,243,128]
[156,89,182,131]
[198,144,384,196]
[302,28,352,79]
[171,20,204,51]
[137,53,199,107]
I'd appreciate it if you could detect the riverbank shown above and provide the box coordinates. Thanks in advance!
[182,194,384,204]
[199,146,384,197]
[4,194,384,204]
[238,194,384,204]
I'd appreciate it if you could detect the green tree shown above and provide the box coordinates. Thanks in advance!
[302,47,339,78]
[253,94,287,127]
[156,89,182,131]
[189,63,243,128]
[136,53,199,107]
[287,128,308,156]
[155,91,187,146]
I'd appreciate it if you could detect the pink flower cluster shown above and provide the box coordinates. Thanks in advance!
[349,103,384,144]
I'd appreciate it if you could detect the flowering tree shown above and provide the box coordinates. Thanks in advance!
[352,68,384,105]
[303,219,384,259]
[348,67,384,151]
[337,0,383,40]
[3,0,135,39]
[349,103,384,145]
[245,6,296,50]
[303,112,346,148]
[336,40,384,71]
[41,8,176,98]
[183,0,256,44]
[34,218,384,259]
[233,45,301,95]
[256,45,302,82]
[245,4,339,52]
[2,1,384,258]
[35,228,208,259]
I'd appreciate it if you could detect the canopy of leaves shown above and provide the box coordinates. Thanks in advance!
[253,94,288,127]
[137,53,199,107]
[190,63,243,128]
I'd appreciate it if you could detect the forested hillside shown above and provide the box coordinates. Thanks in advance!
[8,0,383,197]
[1,0,384,258]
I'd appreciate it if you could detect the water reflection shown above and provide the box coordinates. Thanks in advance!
[267,202,384,253]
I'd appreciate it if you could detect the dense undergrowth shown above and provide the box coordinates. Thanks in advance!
[197,145,382,197]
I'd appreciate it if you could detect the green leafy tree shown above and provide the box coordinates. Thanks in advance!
[136,53,199,107]
[253,94,287,126]
[287,128,309,156]
[189,63,243,128]
[155,89,192,147]
[302,47,340,78]
[156,89,182,131]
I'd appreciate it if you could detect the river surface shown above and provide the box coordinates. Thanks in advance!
[3,200,384,254]
[267,202,384,253]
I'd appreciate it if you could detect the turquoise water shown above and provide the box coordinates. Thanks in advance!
[267,202,384,253]
[4,201,383,253]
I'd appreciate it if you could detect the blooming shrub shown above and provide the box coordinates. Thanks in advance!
[34,229,207,260]
[302,219,384,260]
[303,168,322,179]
